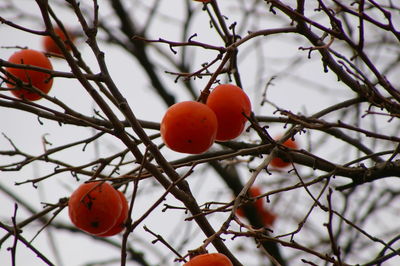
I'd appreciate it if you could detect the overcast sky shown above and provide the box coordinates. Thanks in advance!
[1,1,399,266]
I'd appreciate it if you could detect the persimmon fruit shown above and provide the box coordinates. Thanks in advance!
[43,26,75,56]
[160,101,218,154]
[96,190,129,237]
[184,253,233,266]
[206,84,251,141]
[68,181,123,236]
[236,186,264,217]
[5,49,53,101]
[270,137,298,168]
[236,186,276,227]
[262,209,277,227]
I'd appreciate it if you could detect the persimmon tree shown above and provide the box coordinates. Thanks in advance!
[0,0,400,265]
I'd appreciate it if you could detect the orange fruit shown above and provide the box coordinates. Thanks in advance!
[184,253,233,266]
[206,84,251,141]
[236,186,277,227]
[43,26,75,56]
[270,138,298,168]
[5,49,53,101]
[236,186,264,217]
[96,190,129,237]
[68,181,122,235]
[160,101,218,154]
[262,209,277,227]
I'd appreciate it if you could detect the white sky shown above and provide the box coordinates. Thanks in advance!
[1,1,399,266]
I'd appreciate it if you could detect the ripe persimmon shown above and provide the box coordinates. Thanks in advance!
[184,253,233,266]
[262,209,277,227]
[236,186,276,227]
[68,181,122,236]
[160,101,218,154]
[5,49,53,101]
[96,190,129,237]
[206,84,251,141]
[236,186,264,217]
[43,26,75,56]
[270,137,298,168]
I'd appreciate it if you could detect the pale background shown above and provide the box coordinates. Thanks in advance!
[0,1,398,266]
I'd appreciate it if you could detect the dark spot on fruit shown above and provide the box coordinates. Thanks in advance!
[90,220,99,228]
[85,200,93,210]
[84,195,96,210]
